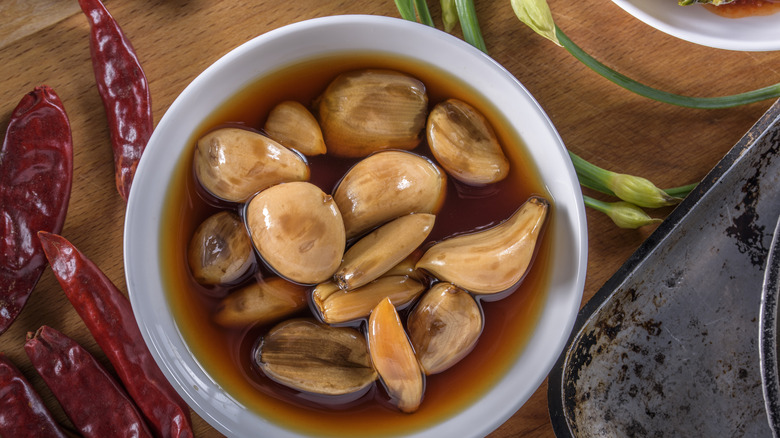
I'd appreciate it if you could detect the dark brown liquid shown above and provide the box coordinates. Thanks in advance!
[161,52,554,436]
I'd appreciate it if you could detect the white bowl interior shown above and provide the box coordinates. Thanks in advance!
[612,0,780,51]
[124,15,587,438]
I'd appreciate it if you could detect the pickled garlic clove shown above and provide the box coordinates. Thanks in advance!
[333,150,446,239]
[368,297,425,413]
[381,249,426,281]
[415,196,549,294]
[426,98,509,185]
[311,281,342,306]
[193,127,310,203]
[407,283,483,375]
[335,213,435,291]
[212,277,308,327]
[315,69,428,157]
[313,276,425,325]
[245,182,345,285]
[263,100,326,156]
[187,211,254,286]
[256,318,377,396]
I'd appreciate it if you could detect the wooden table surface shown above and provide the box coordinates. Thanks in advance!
[1,0,778,437]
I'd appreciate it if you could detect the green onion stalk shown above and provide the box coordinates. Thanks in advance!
[554,28,780,109]
[454,0,488,53]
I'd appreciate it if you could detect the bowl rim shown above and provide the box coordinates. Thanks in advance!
[124,14,587,438]
[612,0,780,52]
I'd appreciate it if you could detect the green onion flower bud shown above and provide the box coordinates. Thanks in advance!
[510,0,561,46]
[583,195,662,229]
[606,201,662,229]
[608,173,683,209]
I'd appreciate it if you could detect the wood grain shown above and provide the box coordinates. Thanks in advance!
[0,1,777,437]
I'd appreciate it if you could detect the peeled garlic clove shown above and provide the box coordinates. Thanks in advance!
[407,283,483,375]
[311,281,341,307]
[256,318,377,396]
[381,249,426,281]
[368,298,424,413]
[313,276,425,325]
[245,182,346,285]
[194,127,310,202]
[187,211,254,285]
[334,150,446,239]
[213,277,308,327]
[335,213,435,291]
[416,196,549,294]
[264,101,326,156]
[427,98,509,185]
[316,69,428,157]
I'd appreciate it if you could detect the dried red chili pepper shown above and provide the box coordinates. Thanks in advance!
[0,86,73,334]
[38,232,193,438]
[79,0,153,202]
[0,352,68,438]
[25,325,154,438]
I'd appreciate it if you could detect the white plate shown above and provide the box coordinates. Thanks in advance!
[124,15,587,438]
[612,0,780,51]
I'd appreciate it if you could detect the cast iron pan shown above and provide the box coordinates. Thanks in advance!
[548,98,780,437]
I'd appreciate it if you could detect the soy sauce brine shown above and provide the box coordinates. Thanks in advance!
[161,52,554,437]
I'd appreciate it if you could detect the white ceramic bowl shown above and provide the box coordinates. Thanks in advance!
[124,15,587,438]
[612,0,780,51]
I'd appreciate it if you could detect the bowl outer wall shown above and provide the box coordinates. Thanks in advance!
[124,14,587,438]
[612,0,780,52]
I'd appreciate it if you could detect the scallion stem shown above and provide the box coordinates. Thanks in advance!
[664,182,697,198]
[582,195,611,215]
[569,150,613,194]
[395,0,416,21]
[578,173,613,196]
[414,0,435,26]
[555,25,780,109]
[455,0,488,53]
